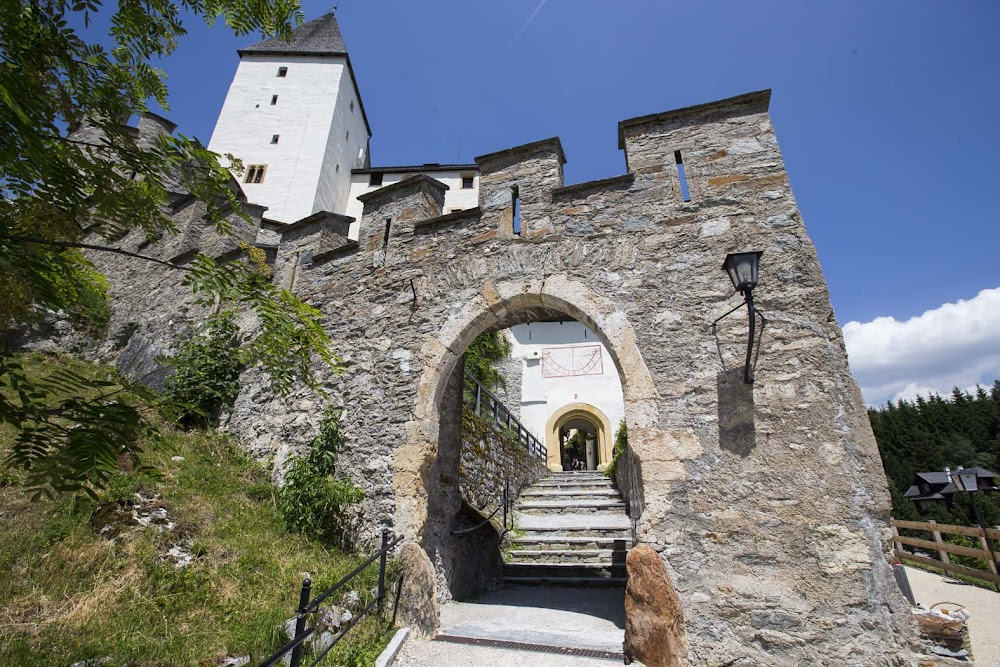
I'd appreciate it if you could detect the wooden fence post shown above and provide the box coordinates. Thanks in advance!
[978,533,999,577]
[929,520,950,564]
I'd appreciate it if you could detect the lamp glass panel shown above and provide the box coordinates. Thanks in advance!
[957,471,979,492]
[723,252,762,290]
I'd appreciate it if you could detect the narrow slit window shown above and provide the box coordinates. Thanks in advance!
[382,218,391,249]
[271,95,278,105]
[270,134,279,144]
[346,131,350,141]
[277,67,288,77]
[350,100,355,113]
[674,150,691,202]
[512,186,521,235]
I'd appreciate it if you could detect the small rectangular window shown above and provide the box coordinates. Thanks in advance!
[245,164,267,184]
[461,175,474,189]
[277,67,288,77]
[270,134,279,144]
[369,172,383,186]
[271,95,278,105]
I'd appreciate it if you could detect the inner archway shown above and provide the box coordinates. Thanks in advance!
[546,402,614,471]
[396,277,662,604]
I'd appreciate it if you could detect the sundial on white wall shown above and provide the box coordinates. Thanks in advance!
[541,344,603,378]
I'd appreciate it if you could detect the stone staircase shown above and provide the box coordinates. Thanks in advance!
[503,471,631,586]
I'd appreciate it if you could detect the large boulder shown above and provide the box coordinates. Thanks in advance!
[624,545,688,667]
[395,543,440,638]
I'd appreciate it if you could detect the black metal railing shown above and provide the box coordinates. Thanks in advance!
[451,479,511,537]
[463,371,546,461]
[258,530,403,667]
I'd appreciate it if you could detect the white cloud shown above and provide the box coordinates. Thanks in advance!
[842,287,1000,405]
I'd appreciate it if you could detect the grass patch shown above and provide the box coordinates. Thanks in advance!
[0,353,393,666]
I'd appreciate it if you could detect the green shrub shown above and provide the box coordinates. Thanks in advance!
[605,419,628,480]
[163,313,241,428]
[277,407,363,546]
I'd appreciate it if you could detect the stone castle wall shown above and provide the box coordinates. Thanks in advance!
[73,92,920,664]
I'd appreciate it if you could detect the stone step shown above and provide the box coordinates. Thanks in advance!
[521,488,620,499]
[507,549,626,564]
[546,473,608,480]
[520,494,622,504]
[512,535,632,551]
[529,480,613,490]
[515,519,631,536]
[503,562,627,580]
[515,500,627,515]
[501,575,628,587]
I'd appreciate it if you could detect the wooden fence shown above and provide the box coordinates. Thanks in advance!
[891,519,1000,587]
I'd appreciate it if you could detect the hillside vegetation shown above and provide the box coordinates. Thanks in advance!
[0,353,391,667]
[870,382,1000,527]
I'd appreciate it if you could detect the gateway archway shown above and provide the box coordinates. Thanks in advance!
[546,402,614,471]
[393,277,659,601]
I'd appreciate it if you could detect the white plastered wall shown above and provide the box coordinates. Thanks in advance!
[506,321,626,443]
[208,54,359,224]
[314,74,369,216]
[344,170,479,239]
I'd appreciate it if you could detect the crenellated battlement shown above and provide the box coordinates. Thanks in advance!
[268,89,784,287]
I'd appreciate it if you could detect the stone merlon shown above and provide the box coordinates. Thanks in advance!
[357,173,449,211]
[618,89,772,149]
[475,137,567,173]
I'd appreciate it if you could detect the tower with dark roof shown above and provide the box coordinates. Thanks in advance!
[208,13,371,224]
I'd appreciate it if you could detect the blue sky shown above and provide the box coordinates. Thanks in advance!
[133,1,999,403]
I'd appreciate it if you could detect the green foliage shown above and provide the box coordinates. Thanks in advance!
[163,313,241,427]
[564,430,587,461]
[0,394,392,666]
[183,254,340,396]
[605,419,628,479]
[0,0,354,498]
[0,247,110,333]
[870,382,1000,525]
[465,330,512,392]
[277,407,363,546]
[0,350,155,500]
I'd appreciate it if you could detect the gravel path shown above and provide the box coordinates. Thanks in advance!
[904,566,1000,667]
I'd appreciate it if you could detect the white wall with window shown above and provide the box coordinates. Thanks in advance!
[505,321,626,443]
[343,167,479,240]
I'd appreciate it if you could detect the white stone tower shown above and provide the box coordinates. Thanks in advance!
[208,13,371,223]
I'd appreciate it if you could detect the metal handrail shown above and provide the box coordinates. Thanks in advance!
[463,371,546,461]
[257,530,403,667]
[451,479,510,537]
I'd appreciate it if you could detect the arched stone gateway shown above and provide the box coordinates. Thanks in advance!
[545,402,615,471]
[86,91,920,663]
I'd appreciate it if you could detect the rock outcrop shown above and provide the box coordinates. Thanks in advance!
[624,546,687,667]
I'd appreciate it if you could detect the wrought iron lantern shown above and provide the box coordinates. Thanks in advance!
[722,251,763,295]
[713,251,766,384]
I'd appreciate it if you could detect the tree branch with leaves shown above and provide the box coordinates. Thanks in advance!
[0,0,347,499]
